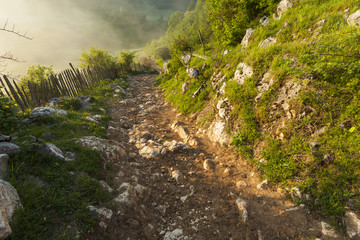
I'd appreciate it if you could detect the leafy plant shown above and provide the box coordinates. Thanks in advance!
[0,96,19,134]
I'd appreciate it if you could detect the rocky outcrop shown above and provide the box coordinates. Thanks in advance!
[241,28,255,47]
[276,0,297,19]
[114,182,150,208]
[181,54,191,65]
[77,136,126,161]
[39,143,75,161]
[29,107,68,119]
[271,80,302,119]
[0,142,20,156]
[347,10,360,27]
[255,72,274,102]
[233,63,253,85]
[321,222,339,238]
[181,82,189,94]
[186,68,199,79]
[216,98,232,120]
[259,36,277,48]
[163,60,170,75]
[0,179,20,239]
[260,16,270,26]
[210,71,226,89]
[345,211,360,239]
[207,120,231,146]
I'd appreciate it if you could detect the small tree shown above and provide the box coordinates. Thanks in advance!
[117,51,135,70]
[78,46,116,70]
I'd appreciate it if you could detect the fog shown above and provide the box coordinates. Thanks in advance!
[0,0,190,77]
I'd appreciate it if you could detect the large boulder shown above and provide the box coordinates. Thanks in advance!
[29,107,67,119]
[207,120,231,146]
[241,28,255,47]
[0,179,20,239]
[233,63,253,85]
[347,10,360,27]
[0,142,20,156]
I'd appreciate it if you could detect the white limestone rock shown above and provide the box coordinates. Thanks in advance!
[0,179,20,239]
[348,10,360,27]
[233,63,253,85]
[241,28,255,47]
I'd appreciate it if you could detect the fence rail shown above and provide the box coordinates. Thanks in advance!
[0,62,148,111]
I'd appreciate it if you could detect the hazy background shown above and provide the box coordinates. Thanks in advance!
[0,0,191,77]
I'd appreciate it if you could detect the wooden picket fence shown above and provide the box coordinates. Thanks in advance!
[0,62,147,111]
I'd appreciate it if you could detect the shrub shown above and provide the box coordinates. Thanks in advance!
[0,96,19,134]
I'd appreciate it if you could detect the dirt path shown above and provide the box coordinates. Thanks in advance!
[88,74,334,240]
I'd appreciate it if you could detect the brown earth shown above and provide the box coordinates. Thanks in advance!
[85,74,340,240]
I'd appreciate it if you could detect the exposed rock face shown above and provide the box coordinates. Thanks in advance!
[259,36,277,48]
[0,154,8,179]
[345,211,360,239]
[233,63,253,85]
[182,82,189,94]
[0,142,20,156]
[276,0,296,18]
[77,136,126,161]
[271,80,302,119]
[347,10,360,27]
[186,68,199,79]
[216,98,232,120]
[241,28,255,47]
[321,222,339,238]
[255,72,274,102]
[0,179,20,239]
[163,60,170,75]
[30,107,68,119]
[181,54,192,65]
[210,71,226,89]
[260,16,270,25]
[207,120,231,146]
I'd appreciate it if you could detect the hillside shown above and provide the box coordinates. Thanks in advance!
[148,0,360,235]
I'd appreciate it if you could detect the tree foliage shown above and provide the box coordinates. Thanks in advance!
[21,65,54,84]
[78,46,117,70]
[206,0,280,46]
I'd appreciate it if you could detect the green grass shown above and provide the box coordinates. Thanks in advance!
[151,0,360,225]
[7,77,127,239]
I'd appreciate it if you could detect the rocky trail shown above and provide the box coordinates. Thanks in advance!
[86,74,340,240]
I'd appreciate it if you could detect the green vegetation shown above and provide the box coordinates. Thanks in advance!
[0,96,18,134]
[147,0,360,225]
[6,77,123,239]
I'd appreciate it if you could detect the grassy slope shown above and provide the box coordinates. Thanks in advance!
[7,78,129,239]
[156,0,360,223]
